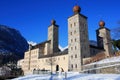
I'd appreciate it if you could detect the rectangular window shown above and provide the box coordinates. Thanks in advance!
[70,24,72,28]
[84,23,86,27]
[75,64,77,68]
[75,38,76,42]
[71,39,73,42]
[74,30,76,34]
[63,57,65,60]
[70,32,72,35]
[71,64,73,68]
[75,46,77,50]
[71,55,73,59]
[75,54,77,58]
[74,22,76,26]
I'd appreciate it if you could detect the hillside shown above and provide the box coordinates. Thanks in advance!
[0,25,29,64]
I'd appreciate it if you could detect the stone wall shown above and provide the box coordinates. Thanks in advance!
[83,62,120,74]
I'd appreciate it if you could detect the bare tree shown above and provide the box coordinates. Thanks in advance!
[46,54,57,75]
[112,21,120,39]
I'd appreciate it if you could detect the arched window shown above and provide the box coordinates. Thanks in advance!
[56,65,59,71]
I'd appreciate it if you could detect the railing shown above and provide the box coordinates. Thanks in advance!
[33,70,51,74]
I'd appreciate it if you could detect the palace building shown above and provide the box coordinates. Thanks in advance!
[17,5,113,75]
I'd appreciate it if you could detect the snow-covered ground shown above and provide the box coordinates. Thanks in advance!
[85,56,120,66]
[12,72,120,80]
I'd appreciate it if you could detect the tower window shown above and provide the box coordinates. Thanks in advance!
[75,38,77,42]
[75,64,77,68]
[70,32,72,35]
[63,57,65,60]
[75,46,77,50]
[84,23,86,27]
[74,22,76,26]
[71,47,73,50]
[74,30,76,34]
[71,64,73,68]
[71,39,73,42]
[71,55,73,59]
[75,54,77,58]
[70,24,72,28]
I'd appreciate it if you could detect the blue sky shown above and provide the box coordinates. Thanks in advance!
[0,0,120,47]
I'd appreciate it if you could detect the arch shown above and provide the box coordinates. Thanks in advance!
[56,65,59,71]
[33,68,36,74]
[33,68,36,71]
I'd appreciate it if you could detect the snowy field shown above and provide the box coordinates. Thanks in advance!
[12,72,120,80]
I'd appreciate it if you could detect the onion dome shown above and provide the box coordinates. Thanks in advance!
[73,5,81,14]
[99,20,105,27]
[51,19,56,25]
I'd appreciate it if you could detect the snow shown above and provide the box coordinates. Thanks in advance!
[59,45,68,51]
[12,72,120,80]
[85,56,120,66]
[72,74,120,80]
[28,41,37,46]
[83,56,120,71]
[14,74,50,80]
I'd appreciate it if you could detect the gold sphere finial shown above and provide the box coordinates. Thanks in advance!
[99,20,105,27]
[51,19,56,25]
[73,5,81,14]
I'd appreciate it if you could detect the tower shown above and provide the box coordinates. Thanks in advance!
[68,5,90,72]
[96,21,105,48]
[96,20,113,56]
[48,20,59,54]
